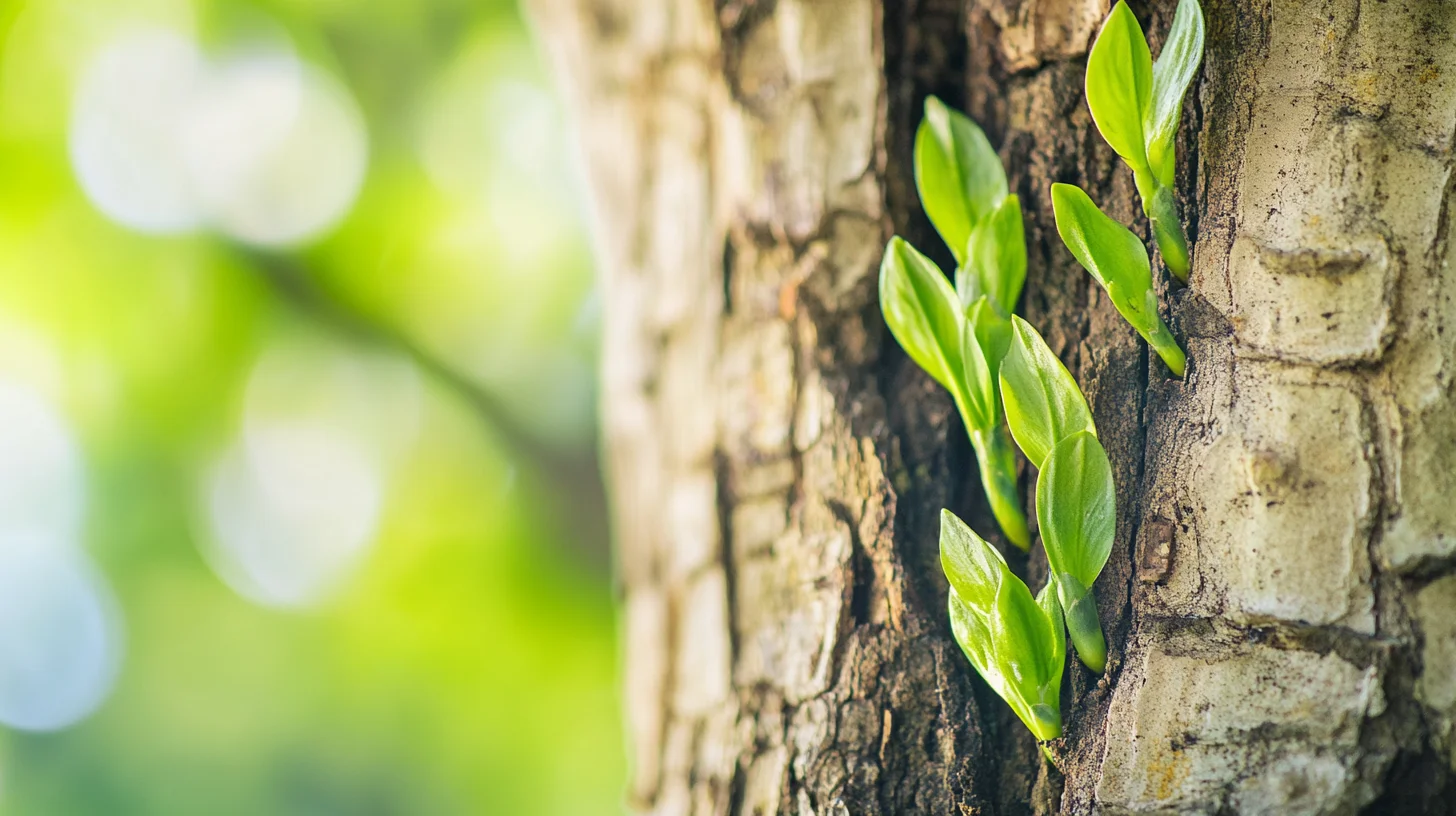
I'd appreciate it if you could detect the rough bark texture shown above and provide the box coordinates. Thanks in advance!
[529,0,1456,812]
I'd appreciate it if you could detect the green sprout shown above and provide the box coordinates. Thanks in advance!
[881,239,1029,548]
[1085,0,1205,281]
[941,509,1064,745]
[998,318,1114,673]
[1036,432,1115,674]
[998,316,1095,470]
[878,97,1032,549]
[1050,183,1186,377]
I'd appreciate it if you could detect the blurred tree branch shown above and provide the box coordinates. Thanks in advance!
[236,246,611,570]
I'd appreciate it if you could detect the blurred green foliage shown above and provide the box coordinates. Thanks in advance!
[0,0,622,813]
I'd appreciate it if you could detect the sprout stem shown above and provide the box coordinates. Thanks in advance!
[1059,577,1108,674]
[970,425,1031,550]
[1140,174,1190,282]
[1145,317,1187,378]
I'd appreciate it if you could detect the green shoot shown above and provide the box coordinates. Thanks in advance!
[998,316,1096,471]
[1050,183,1186,377]
[1085,0,1205,281]
[1036,432,1116,673]
[941,509,1064,742]
[880,239,1031,548]
[880,97,1034,549]
[998,319,1114,673]
[916,96,1026,317]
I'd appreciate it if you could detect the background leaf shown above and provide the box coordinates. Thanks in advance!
[1085,1,1154,171]
[1036,431,1116,588]
[999,316,1096,469]
[879,237,965,398]
[1146,0,1205,187]
[965,194,1027,316]
[915,97,1008,265]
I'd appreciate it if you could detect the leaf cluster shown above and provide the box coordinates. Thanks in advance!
[941,509,1064,742]
[881,98,1030,549]
[1085,0,1204,280]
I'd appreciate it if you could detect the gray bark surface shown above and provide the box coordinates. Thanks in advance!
[529,0,1456,812]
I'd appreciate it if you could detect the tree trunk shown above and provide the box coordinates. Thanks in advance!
[528,0,1456,812]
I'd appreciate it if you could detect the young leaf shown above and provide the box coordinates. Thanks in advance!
[969,298,1012,384]
[948,591,1007,711]
[1051,184,1188,375]
[998,316,1096,469]
[944,511,1065,744]
[1050,183,1153,312]
[990,573,1063,741]
[959,317,998,432]
[1035,431,1116,589]
[964,194,1027,315]
[1146,0,1205,187]
[939,508,1007,614]
[915,97,1008,264]
[1036,582,1066,661]
[1085,1,1153,171]
[879,237,965,396]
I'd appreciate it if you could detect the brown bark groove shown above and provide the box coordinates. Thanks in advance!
[529,0,1456,812]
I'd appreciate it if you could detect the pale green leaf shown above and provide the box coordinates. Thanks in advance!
[1146,0,1205,187]
[959,318,998,431]
[1050,183,1155,330]
[998,316,1096,469]
[969,298,1012,387]
[939,508,1006,614]
[1036,582,1066,661]
[949,590,1010,706]
[916,96,1008,264]
[1036,431,1116,589]
[964,194,1027,315]
[879,237,965,397]
[990,572,1062,742]
[1086,1,1153,171]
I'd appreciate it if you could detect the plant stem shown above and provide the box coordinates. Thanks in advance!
[1138,174,1190,282]
[1144,316,1187,378]
[969,425,1031,550]
[1059,576,1107,674]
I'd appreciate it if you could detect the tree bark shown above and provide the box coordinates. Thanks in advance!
[528,0,1456,812]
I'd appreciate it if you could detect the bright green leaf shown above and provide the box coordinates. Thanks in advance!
[879,236,965,397]
[915,96,1008,264]
[1146,0,1205,187]
[945,523,1065,743]
[998,316,1096,469]
[964,194,1027,315]
[939,509,1006,616]
[1086,1,1153,171]
[969,298,1012,385]
[990,572,1064,741]
[948,590,1005,704]
[1036,582,1065,660]
[1050,183,1155,331]
[1036,431,1116,589]
[959,318,998,431]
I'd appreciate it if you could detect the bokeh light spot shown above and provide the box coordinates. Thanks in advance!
[203,421,384,609]
[0,532,123,733]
